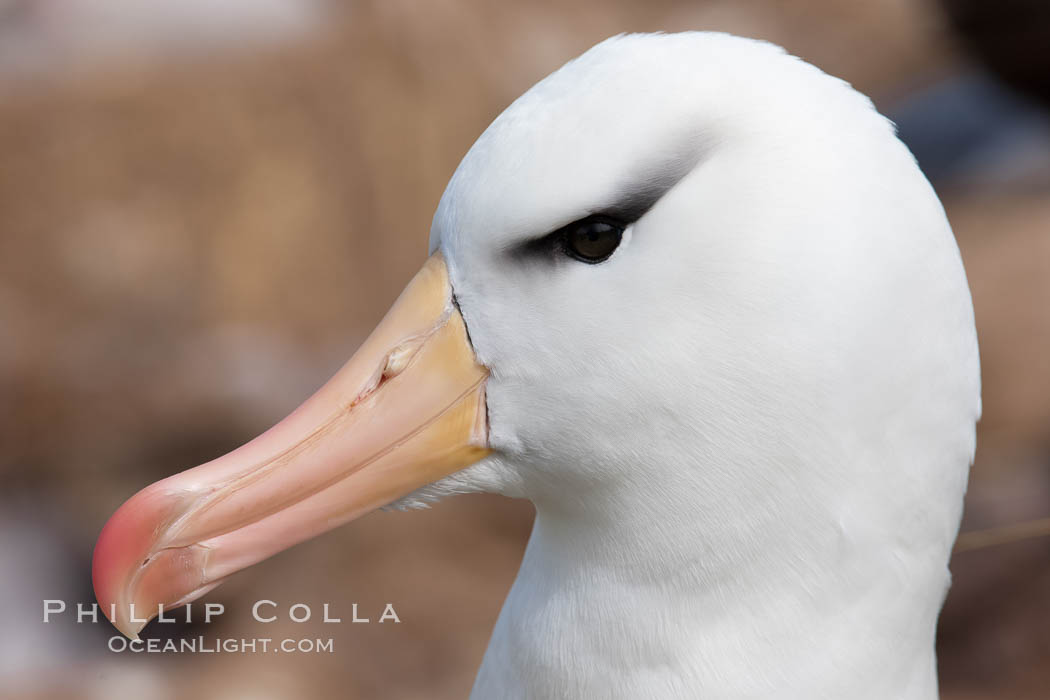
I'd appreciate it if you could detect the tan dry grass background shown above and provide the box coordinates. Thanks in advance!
[1,1,1048,698]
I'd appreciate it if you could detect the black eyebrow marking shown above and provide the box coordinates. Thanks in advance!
[599,151,702,223]
[507,144,705,262]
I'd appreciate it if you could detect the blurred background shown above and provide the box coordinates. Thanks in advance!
[1,1,1048,698]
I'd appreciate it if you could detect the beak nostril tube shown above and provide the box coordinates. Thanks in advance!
[383,336,426,380]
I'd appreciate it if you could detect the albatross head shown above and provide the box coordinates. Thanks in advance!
[93,32,979,698]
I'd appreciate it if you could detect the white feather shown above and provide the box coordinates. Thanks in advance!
[401,32,978,699]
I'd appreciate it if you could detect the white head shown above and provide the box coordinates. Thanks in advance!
[427,32,979,697]
[428,31,977,536]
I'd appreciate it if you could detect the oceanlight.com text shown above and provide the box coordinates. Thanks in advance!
[107,636,336,654]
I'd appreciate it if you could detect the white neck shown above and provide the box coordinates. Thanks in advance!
[472,484,946,700]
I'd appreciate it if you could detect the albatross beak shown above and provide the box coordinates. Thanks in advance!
[92,252,490,639]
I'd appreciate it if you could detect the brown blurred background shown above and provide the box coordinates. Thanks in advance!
[1,1,1048,698]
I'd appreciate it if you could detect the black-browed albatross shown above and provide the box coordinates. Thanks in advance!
[94,32,980,699]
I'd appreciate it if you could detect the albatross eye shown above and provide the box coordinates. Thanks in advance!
[562,217,624,263]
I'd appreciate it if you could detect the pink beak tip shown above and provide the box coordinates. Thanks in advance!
[91,484,173,636]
